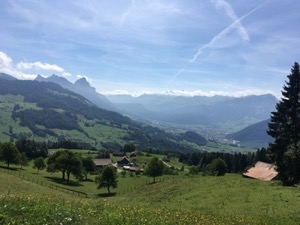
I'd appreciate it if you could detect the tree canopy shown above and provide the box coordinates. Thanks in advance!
[15,139,48,159]
[0,142,20,168]
[96,166,118,194]
[47,150,83,182]
[206,158,228,176]
[82,157,96,181]
[19,152,29,169]
[146,157,164,183]
[268,62,300,185]
[33,157,46,174]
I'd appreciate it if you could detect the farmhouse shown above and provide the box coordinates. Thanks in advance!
[129,151,137,158]
[112,150,125,157]
[93,158,113,168]
[128,167,144,173]
[117,156,130,167]
[243,161,278,181]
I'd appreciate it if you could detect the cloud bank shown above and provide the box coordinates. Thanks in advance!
[0,51,71,79]
[103,89,274,98]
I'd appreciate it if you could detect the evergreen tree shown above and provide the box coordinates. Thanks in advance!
[267,62,300,185]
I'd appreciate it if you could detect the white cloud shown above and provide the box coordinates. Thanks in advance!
[17,61,64,72]
[77,74,92,83]
[0,51,35,79]
[0,51,13,67]
[0,51,71,79]
[62,72,71,77]
[103,89,273,98]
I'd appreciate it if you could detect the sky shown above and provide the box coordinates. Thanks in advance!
[0,0,299,98]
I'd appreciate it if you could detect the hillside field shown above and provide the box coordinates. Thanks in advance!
[0,161,299,225]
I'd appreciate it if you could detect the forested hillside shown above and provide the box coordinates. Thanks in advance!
[0,77,207,152]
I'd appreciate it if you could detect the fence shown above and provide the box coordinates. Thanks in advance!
[0,167,88,198]
[0,167,174,198]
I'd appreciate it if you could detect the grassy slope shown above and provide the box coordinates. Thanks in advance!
[0,95,33,140]
[0,163,299,225]
[0,95,128,147]
[116,174,300,218]
[0,94,257,153]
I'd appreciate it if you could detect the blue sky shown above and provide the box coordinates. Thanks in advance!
[0,0,299,98]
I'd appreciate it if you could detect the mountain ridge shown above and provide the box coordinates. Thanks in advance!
[2,73,277,148]
[226,119,273,148]
[0,76,206,152]
[35,74,116,111]
[107,93,277,127]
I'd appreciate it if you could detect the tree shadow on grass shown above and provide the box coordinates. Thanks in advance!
[0,165,19,171]
[44,176,83,187]
[31,172,39,175]
[97,192,117,198]
[82,178,94,182]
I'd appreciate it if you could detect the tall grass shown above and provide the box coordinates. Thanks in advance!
[1,169,299,224]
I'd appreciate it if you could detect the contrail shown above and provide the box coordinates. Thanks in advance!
[211,0,249,42]
[120,0,136,26]
[170,1,268,82]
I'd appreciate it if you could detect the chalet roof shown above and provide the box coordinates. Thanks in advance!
[93,158,112,167]
[129,152,137,157]
[112,150,125,156]
[243,161,278,181]
[117,156,130,163]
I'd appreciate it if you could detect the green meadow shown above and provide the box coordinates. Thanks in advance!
[0,155,299,225]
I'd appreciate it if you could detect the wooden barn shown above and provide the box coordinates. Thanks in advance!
[93,158,113,168]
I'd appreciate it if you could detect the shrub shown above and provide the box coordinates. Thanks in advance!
[205,158,227,176]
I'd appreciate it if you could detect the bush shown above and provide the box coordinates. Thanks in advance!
[189,166,198,175]
[205,158,227,176]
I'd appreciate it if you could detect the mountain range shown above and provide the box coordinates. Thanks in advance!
[0,73,207,152]
[107,94,277,126]
[34,74,277,132]
[35,74,116,112]
[0,73,277,149]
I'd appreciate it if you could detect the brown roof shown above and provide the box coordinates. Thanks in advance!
[129,152,137,157]
[117,156,130,165]
[112,150,125,156]
[93,158,112,167]
[243,161,278,181]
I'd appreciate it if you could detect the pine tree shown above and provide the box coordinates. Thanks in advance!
[267,62,300,185]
